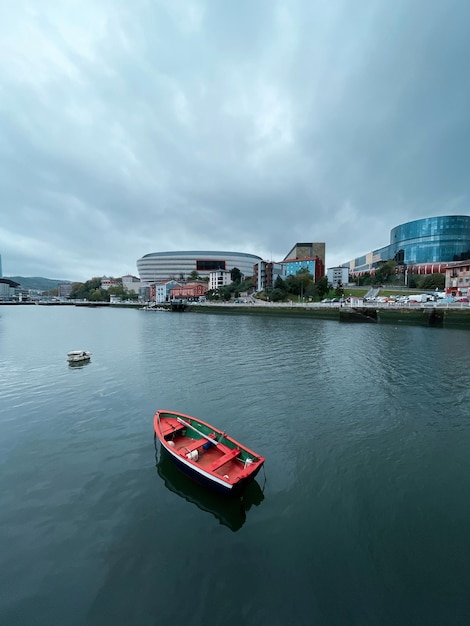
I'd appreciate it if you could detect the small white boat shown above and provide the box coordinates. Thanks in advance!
[67,350,91,363]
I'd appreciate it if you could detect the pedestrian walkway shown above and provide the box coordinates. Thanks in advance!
[364,287,381,299]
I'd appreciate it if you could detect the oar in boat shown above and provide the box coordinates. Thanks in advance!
[176,416,224,447]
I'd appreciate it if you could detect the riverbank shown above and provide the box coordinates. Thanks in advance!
[187,302,470,329]
[3,300,470,329]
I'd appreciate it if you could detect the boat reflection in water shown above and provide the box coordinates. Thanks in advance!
[68,359,91,369]
[156,447,265,532]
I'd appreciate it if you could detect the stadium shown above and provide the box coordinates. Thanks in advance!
[136,251,263,283]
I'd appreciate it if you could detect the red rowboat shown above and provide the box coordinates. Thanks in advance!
[154,409,265,494]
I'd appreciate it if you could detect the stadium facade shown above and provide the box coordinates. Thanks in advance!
[136,251,263,283]
[347,215,470,276]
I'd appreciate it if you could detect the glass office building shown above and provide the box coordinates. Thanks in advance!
[348,215,470,274]
[282,258,318,278]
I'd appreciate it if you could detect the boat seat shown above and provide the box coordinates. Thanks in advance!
[161,418,186,437]
[179,438,206,454]
[209,448,240,471]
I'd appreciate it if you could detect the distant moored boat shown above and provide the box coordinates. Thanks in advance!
[67,350,91,363]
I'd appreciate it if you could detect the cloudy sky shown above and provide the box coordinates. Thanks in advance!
[1,0,469,281]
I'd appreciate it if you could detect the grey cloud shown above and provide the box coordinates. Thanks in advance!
[1,0,469,279]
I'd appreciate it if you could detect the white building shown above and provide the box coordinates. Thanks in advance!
[327,266,349,288]
[155,280,180,303]
[122,274,141,294]
[101,277,121,290]
[209,270,232,291]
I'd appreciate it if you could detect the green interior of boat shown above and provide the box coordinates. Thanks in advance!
[161,413,253,463]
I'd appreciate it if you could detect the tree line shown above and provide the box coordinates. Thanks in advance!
[68,278,138,302]
[49,261,445,304]
[205,268,330,302]
[355,260,445,290]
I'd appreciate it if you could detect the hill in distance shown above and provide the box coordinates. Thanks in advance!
[5,277,73,291]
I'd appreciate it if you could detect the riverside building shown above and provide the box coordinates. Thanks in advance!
[346,215,470,277]
[136,251,262,284]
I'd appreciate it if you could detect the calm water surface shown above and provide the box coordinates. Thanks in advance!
[1,306,470,625]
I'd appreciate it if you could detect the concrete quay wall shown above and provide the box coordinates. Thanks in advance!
[188,303,470,330]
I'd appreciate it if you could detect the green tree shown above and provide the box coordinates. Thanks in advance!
[43,288,58,297]
[285,269,313,297]
[188,270,200,280]
[205,289,220,300]
[274,275,287,293]
[374,260,398,284]
[89,288,109,302]
[108,286,139,301]
[285,275,298,295]
[335,281,344,298]
[417,273,445,290]
[69,277,110,301]
[270,288,286,302]
[108,286,125,298]
[355,272,373,286]
[313,276,329,299]
[238,277,255,292]
[295,268,314,300]
[230,267,242,284]
[219,286,232,301]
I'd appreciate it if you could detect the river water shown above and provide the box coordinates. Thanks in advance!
[1,305,470,625]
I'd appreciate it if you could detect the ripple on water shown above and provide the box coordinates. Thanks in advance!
[2,308,470,625]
